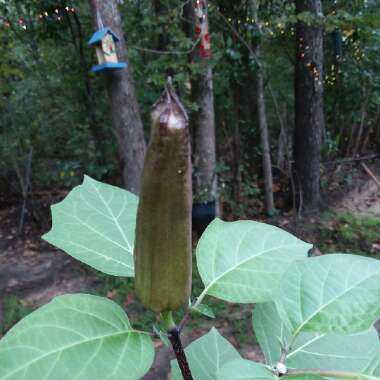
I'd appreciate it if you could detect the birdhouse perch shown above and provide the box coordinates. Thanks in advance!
[88,27,127,72]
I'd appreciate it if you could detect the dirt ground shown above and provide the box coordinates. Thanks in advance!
[0,157,379,379]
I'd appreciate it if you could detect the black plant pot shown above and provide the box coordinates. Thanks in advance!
[192,201,216,235]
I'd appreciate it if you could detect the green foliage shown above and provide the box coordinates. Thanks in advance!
[1,0,379,199]
[218,359,277,380]
[195,218,311,303]
[320,213,380,255]
[0,294,154,380]
[43,176,138,277]
[1,296,33,335]
[254,302,379,371]
[171,328,241,380]
[2,178,380,379]
[191,304,215,319]
[0,1,115,190]
[276,254,380,335]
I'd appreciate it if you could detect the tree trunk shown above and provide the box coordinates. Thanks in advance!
[255,70,275,215]
[232,94,242,205]
[185,0,217,203]
[352,90,370,157]
[66,11,107,166]
[275,103,289,171]
[249,0,275,215]
[192,66,217,202]
[294,0,324,215]
[88,0,146,194]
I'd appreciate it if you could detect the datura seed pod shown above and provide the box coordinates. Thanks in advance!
[134,79,192,313]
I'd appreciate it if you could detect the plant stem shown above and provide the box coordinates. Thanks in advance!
[193,287,209,310]
[161,311,176,331]
[285,369,373,379]
[161,311,194,380]
[167,326,194,380]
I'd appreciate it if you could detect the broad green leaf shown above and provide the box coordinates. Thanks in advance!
[0,294,154,380]
[196,219,311,303]
[276,254,380,337]
[360,376,380,380]
[287,330,379,372]
[191,304,216,319]
[171,327,241,380]
[43,175,138,277]
[363,349,380,378]
[217,359,277,380]
[283,371,380,380]
[253,302,379,374]
[253,302,287,365]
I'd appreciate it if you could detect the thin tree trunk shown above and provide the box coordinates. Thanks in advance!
[255,70,275,215]
[352,90,370,157]
[184,0,217,203]
[232,92,242,204]
[192,66,217,202]
[375,109,380,144]
[249,0,275,215]
[88,0,146,194]
[276,104,288,171]
[366,108,380,152]
[294,0,324,215]
[66,10,106,165]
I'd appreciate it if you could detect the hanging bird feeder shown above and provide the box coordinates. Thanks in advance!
[88,27,127,72]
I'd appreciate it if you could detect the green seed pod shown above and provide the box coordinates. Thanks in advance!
[134,80,192,313]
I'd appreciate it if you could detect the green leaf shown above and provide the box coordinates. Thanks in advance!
[0,294,154,380]
[363,349,380,378]
[196,219,311,303]
[287,330,379,372]
[171,327,241,380]
[217,359,277,380]
[360,375,380,380]
[191,304,216,319]
[253,302,379,373]
[276,254,380,337]
[283,374,380,380]
[43,175,138,277]
[252,302,286,365]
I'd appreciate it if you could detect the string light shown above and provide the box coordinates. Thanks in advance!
[325,63,339,86]
[0,5,76,31]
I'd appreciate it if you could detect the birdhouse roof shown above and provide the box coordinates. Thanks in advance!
[88,27,120,45]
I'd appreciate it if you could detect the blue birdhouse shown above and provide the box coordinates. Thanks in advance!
[88,27,127,73]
